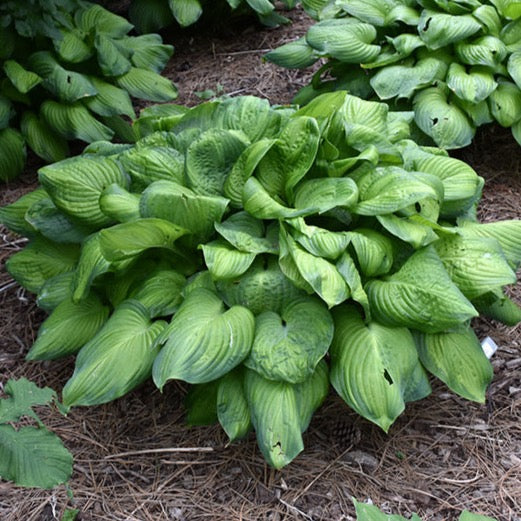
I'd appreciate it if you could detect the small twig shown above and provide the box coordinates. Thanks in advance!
[215,48,271,56]
[278,497,314,521]
[104,447,214,459]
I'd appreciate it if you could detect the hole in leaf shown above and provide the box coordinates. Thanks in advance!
[431,117,439,126]
[414,202,421,213]
[66,75,72,84]
[383,369,393,385]
[281,319,287,327]
[423,17,432,31]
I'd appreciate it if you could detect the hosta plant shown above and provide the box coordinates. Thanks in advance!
[0,0,176,182]
[2,92,521,468]
[267,0,521,149]
[128,0,298,33]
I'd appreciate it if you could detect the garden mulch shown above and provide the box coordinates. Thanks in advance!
[1,5,520,521]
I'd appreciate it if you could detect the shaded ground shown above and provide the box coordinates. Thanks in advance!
[1,6,521,521]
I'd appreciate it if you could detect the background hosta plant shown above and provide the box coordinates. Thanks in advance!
[128,0,298,33]
[267,0,521,149]
[2,92,521,468]
[0,0,176,181]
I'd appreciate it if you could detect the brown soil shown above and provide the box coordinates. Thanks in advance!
[1,6,521,521]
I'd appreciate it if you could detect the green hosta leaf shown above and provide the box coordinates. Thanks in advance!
[3,60,41,93]
[54,29,92,63]
[153,288,255,387]
[459,512,497,521]
[245,296,333,383]
[116,67,178,102]
[413,86,475,149]
[435,235,516,299]
[353,498,423,521]
[185,381,218,426]
[370,58,447,100]
[331,305,430,432]
[217,257,303,315]
[124,34,174,73]
[41,100,114,143]
[63,300,165,406]
[0,128,26,182]
[169,0,203,26]
[265,38,320,69]
[306,19,380,63]
[101,115,137,143]
[366,246,478,333]
[294,360,329,431]
[202,240,256,280]
[473,291,521,326]
[84,76,136,118]
[246,0,276,15]
[26,295,109,360]
[99,218,187,261]
[37,272,75,312]
[0,188,47,236]
[129,269,185,317]
[185,129,248,196]
[214,212,278,254]
[21,112,69,163]
[377,213,439,248]
[508,52,521,89]
[336,252,371,317]
[256,116,321,200]
[293,177,359,213]
[129,0,175,33]
[473,5,502,35]
[489,81,521,127]
[280,226,350,308]
[217,369,251,441]
[415,326,493,402]
[350,228,393,277]
[25,198,90,244]
[418,10,482,49]
[99,184,141,223]
[245,369,303,469]
[337,0,406,26]
[455,36,507,67]
[75,4,133,37]
[6,237,79,294]
[140,180,229,246]
[39,156,128,228]
[0,95,13,130]
[94,34,132,76]
[0,426,73,489]
[446,64,498,104]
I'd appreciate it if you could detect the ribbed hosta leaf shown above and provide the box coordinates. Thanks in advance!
[435,234,516,299]
[54,29,92,63]
[366,246,478,332]
[153,288,255,387]
[245,296,333,383]
[202,240,256,280]
[75,4,133,37]
[84,76,136,118]
[36,272,75,312]
[294,360,329,431]
[217,369,251,441]
[413,86,475,149]
[455,35,507,67]
[446,64,498,104]
[20,112,69,163]
[94,34,132,76]
[116,67,178,102]
[185,129,248,196]
[26,295,109,360]
[63,300,165,406]
[306,19,380,62]
[125,34,174,73]
[3,60,41,93]
[0,128,26,182]
[99,184,140,223]
[508,52,521,89]
[0,188,47,236]
[350,228,393,277]
[0,95,13,130]
[473,291,521,326]
[129,0,174,33]
[0,426,73,489]
[489,81,521,127]
[336,252,371,317]
[415,326,493,402]
[418,10,482,49]
[169,0,203,26]
[265,37,320,69]
[99,218,187,261]
[244,369,303,469]
[39,156,128,228]
[331,305,430,432]
[293,177,359,213]
[217,258,303,315]
[6,238,79,294]
[338,0,405,26]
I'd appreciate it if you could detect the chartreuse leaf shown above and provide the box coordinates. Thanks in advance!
[217,257,303,315]
[336,252,371,318]
[256,116,321,199]
[0,128,25,182]
[473,290,521,326]
[455,36,507,67]
[84,76,136,118]
[21,112,69,163]
[353,498,422,521]
[366,246,478,333]
[99,218,187,261]
[63,300,165,406]
[350,229,393,278]
[459,511,497,521]
[377,214,439,248]
[264,37,321,69]
[0,188,48,236]
[244,369,303,469]
[508,52,521,89]
[331,305,430,432]
[3,60,41,93]
[169,0,203,26]
[153,288,255,387]
[415,326,493,403]
[293,177,359,213]
[245,296,333,383]
[39,156,128,228]
[185,129,248,196]
[418,10,482,49]
[202,240,256,280]
[446,64,498,104]
[37,272,75,312]
[435,235,516,299]
[115,67,178,102]
[99,184,141,223]
[217,368,251,441]
[6,237,79,294]
[489,81,521,127]
[26,295,110,360]
[0,426,73,489]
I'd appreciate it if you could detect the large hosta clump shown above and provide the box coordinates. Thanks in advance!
[267,0,521,149]
[0,0,176,181]
[2,92,521,468]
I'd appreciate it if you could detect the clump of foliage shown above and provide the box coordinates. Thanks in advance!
[267,0,521,149]
[2,92,521,468]
[0,0,176,181]
[128,0,298,33]
[0,378,73,488]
